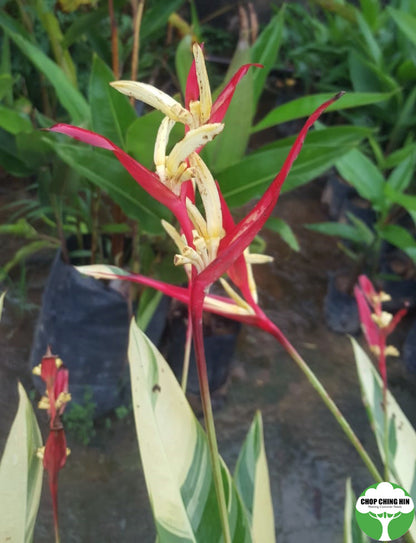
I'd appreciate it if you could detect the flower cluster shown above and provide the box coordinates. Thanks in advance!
[51,43,341,323]
[33,347,71,540]
[354,275,407,390]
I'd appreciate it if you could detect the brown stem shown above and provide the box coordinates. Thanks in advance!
[108,0,119,78]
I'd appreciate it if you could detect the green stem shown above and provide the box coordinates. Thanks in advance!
[264,319,383,483]
[191,290,231,543]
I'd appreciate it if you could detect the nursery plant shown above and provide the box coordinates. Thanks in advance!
[2,42,409,541]
[1,7,416,543]
[0,1,386,281]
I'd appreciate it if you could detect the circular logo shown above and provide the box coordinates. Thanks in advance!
[355,482,415,541]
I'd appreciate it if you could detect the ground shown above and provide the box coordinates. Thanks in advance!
[1,175,415,542]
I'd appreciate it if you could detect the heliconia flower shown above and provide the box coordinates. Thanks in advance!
[34,349,71,543]
[38,429,70,543]
[354,274,407,390]
[111,43,261,130]
[33,348,71,429]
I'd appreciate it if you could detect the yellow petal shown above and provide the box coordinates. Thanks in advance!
[189,153,224,240]
[161,220,186,253]
[110,81,193,124]
[154,117,175,177]
[193,44,212,124]
[219,278,255,315]
[166,124,223,175]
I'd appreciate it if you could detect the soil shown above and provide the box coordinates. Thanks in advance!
[1,175,416,542]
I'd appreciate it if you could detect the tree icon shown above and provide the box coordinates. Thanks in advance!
[356,482,415,541]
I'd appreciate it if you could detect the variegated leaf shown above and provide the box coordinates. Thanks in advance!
[0,383,43,543]
[344,478,369,543]
[234,411,275,543]
[128,320,253,542]
[350,337,416,539]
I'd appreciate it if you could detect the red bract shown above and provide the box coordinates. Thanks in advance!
[43,429,68,543]
[354,274,407,390]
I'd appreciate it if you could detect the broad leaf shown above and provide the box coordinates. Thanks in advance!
[49,141,169,234]
[266,217,300,251]
[344,478,369,543]
[0,73,13,101]
[252,92,394,133]
[335,148,385,208]
[128,321,253,542]
[0,383,43,543]
[175,35,193,98]
[386,153,416,193]
[89,55,137,148]
[351,337,416,539]
[234,411,275,543]
[0,11,89,124]
[377,224,416,263]
[388,7,416,47]
[0,105,32,135]
[250,9,284,106]
[141,0,186,40]
[219,126,370,207]
[305,222,363,244]
[204,43,254,171]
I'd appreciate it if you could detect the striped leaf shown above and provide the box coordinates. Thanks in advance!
[0,383,43,543]
[128,321,254,542]
[350,338,416,539]
[234,411,275,543]
[344,478,369,543]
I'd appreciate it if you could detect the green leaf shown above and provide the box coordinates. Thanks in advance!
[378,224,416,263]
[344,478,369,543]
[141,0,186,40]
[250,9,284,106]
[351,336,416,541]
[62,6,108,48]
[305,222,363,244]
[384,184,416,213]
[388,7,416,47]
[387,153,416,193]
[0,12,89,124]
[50,141,169,234]
[355,9,382,66]
[128,321,253,542]
[175,35,193,98]
[265,217,300,251]
[335,148,385,207]
[0,73,13,101]
[0,240,58,279]
[205,43,254,171]
[219,126,370,207]
[0,105,32,135]
[234,411,275,543]
[0,383,43,543]
[89,55,137,148]
[136,289,163,332]
[252,92,394,133]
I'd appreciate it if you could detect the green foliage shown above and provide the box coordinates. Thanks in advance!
[128,321,275,542]
[0,383,43,543]
[351,338,416,541]
[344,478,370,543]
[63,388,96,445]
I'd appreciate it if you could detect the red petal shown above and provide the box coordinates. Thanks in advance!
[385,307,407,336]
[198,93,344,287]
[49,124,190,228]
[354,285,380,348]
[217,186,255,304]
[185,57,199,109]
[43,429,68,539]
[209,64,262,123]
[358,275,378,309]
